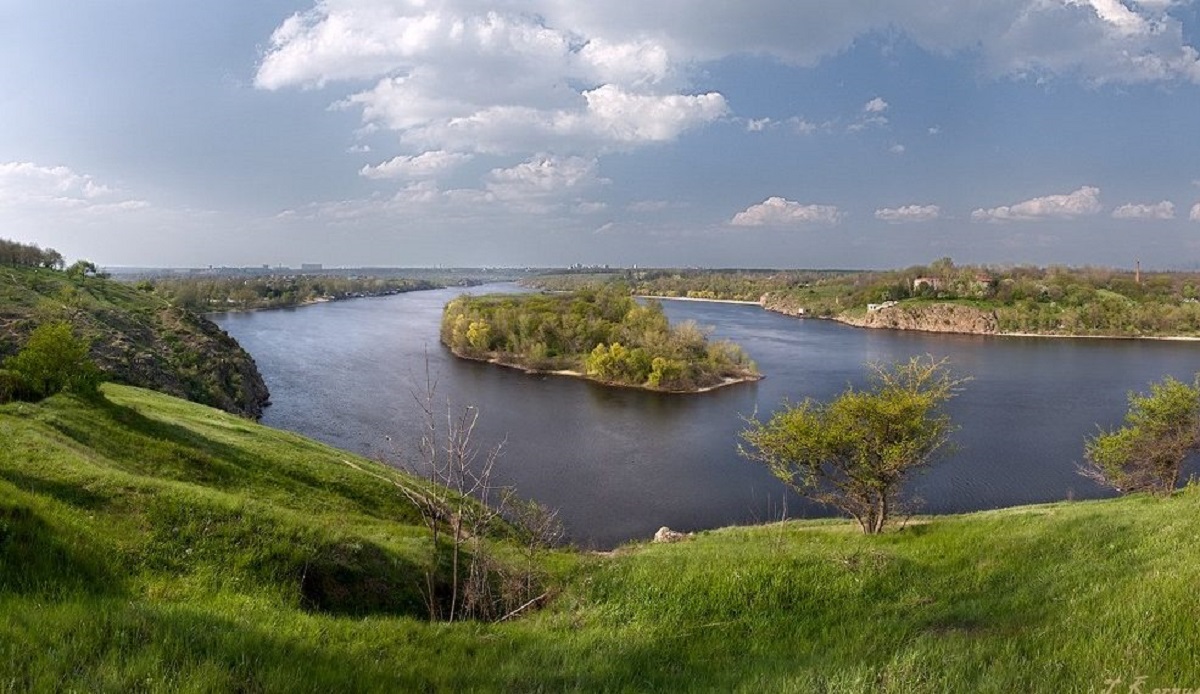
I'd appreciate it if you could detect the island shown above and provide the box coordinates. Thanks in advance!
[441,288,761,392]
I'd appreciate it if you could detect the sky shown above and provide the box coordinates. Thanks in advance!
[4,1,1200,269]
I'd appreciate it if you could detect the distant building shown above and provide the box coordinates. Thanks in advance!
[868,300,899,313]
[912,277,943,292]
[300,263,323,271]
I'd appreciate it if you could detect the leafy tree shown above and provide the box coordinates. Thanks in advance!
[3,321,102,400]
[65,260,98,278]
[1082,375,1200,496]
[740,356,963,534]
[466,320,492,352]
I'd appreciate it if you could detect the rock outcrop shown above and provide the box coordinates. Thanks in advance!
[836,303,999,335]
[653,526,690,543]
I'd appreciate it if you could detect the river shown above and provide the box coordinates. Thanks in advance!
[213,284,1200,547]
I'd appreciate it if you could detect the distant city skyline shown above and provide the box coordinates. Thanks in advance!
[3,1,1200,269]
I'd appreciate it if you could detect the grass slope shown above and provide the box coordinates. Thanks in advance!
[2,385,1199,691]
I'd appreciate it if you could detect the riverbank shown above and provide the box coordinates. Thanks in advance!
[446,344,763,393]
[767,298,1200,342]
[631,288,1200,342]
[201,285,443,315]
[638,294,763,306]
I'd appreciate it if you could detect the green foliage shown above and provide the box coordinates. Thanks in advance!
[442,289,758,390]
[585,342,652,384]
[3,321,101,401]
[466,319,492,352]
[1083,375,1200,496]
[741,357,963,533]
[65,259,99,279]
[0,369,31,403]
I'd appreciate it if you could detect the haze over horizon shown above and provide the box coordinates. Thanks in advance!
[4,1,1200,270]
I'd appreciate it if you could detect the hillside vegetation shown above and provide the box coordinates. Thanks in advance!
[3,385,1199,690]
[441,288,759,391]
[0,263,268,417]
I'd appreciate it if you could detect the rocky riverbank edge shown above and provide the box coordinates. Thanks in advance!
[641,292,1200,341]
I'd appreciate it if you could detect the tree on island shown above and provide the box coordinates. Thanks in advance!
[441,289,757,391]
[740,356,964,534]
[1082,375,1200,496]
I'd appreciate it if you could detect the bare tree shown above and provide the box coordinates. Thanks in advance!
[392,360,510,621]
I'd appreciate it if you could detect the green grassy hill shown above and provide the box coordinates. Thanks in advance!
[0,266,268,417]
[2,385,1198,691]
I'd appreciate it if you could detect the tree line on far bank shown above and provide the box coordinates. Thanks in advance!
[441,288,758,391]
[150,275,440,312]
[529,259,1200,337]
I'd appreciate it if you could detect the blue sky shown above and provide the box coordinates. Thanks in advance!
[3,0,1200,269]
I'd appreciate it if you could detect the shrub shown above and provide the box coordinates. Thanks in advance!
[3,322,102,400]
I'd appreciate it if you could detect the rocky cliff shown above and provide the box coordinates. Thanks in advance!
[835,303,999,335]
[1,267,270,417]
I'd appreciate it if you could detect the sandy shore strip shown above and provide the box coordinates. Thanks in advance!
[637,294,763,306]
[448,347,762,393]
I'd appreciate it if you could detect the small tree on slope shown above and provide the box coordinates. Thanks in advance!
[1082,375,1200,497]
[740,356,964,534]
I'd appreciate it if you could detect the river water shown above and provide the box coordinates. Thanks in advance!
[213,284,1200,547]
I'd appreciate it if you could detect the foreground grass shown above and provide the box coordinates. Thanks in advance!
[3,385,1199,691]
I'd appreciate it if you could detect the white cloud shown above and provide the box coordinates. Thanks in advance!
[257,1,1200,172]
[928,125,942,135]
[1190,203,1200,221]
[486,156,604,196]
[1132,0,1179,10]
[788,117,819,135]
[541,1,1200,84]
[258,4,727,157]
[875,204,941,223]
[359,150,473,179]
[574,201,608,214]
[343,80,726,155]
[971,186,1103,222]
[1066,0,1150,36]
[0,162,148,213]
[283,153,611,223]
[730,197,842,227]
[628,199,677,213]
[1112,200,1175,219]
[889,144,906,155]
[578,85,728,144]
[577,38,675,88]
[864,97,889,113]
[746,117,773,132]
